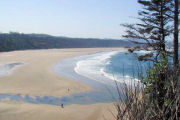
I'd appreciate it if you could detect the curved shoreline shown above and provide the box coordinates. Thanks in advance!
[0,48,125,98]
[0,48,124,120]
[0,49,125,105]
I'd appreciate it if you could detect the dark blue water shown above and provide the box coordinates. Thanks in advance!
[105,51,151,82]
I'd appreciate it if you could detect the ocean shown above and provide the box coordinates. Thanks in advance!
[74,50,149,85]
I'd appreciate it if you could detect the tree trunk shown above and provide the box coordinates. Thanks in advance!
[174,0,179,67]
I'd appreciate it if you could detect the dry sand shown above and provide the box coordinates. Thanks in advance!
[0,101,117,120]
[0,48,123,120]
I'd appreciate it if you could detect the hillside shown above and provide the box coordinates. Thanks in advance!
[0,33,133,52]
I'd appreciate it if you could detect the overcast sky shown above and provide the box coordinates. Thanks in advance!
[0,0,141,39]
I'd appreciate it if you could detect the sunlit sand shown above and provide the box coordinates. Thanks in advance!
[0,48,124,120]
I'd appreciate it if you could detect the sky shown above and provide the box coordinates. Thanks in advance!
[0,0,141,39]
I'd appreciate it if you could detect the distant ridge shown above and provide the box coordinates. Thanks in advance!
[0,33,134,52]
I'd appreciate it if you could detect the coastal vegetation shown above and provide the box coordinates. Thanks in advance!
[0,32,133,52]
[113,0,179,119]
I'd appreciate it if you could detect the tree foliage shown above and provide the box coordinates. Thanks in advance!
[115,0,179,119]
[0,33,133,52]
[122,0,177,63]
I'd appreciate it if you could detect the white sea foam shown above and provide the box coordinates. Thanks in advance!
[134,50,152,54]
[100,68,139,84]
[74,50,141,85]
[74,51,119,84]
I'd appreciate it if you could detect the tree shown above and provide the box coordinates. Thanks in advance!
[121,0,179,111]
[115,1,179,119]
[173,0,179,67]
[122,0,174,63]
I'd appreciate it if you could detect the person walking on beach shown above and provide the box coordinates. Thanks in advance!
[61,103,64,108]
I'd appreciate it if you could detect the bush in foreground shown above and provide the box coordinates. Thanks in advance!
[113,61,179,120]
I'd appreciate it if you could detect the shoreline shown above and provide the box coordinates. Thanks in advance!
[0,48,124,120]
[0,48,125,98]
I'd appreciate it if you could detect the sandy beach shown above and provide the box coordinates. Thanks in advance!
[0,101,116,120]
[0,48,124,120]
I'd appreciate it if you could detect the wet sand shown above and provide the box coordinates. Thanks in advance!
[0,101,116,120]
[0,48,123,120]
